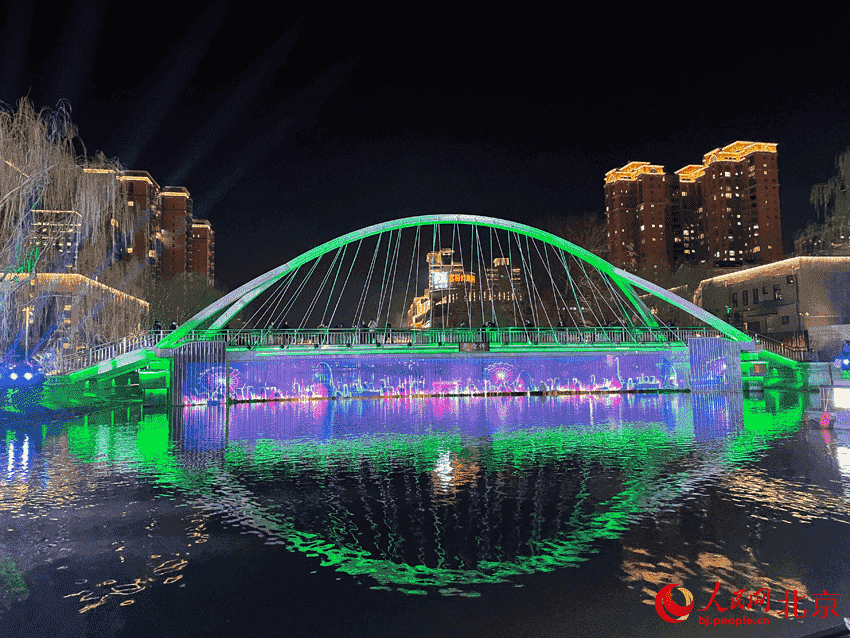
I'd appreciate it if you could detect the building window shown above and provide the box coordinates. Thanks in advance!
[773,284,782,300]
[786,275,794,284]
[742,290,748,306]
[731,292,738,307]
[753,288,759,304]
[763,286,769,295]
[781,315,790,325]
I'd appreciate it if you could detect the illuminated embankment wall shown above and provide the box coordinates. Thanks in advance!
[180,349,701,405]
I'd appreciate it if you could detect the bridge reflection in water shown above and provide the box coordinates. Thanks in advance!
[111,391,787,593]
[6,386,846,638]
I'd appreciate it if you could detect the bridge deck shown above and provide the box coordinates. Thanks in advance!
[168,326,721,349]
[48,326,728,382]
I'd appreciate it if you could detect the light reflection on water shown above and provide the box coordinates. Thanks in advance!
[1,390,850,634]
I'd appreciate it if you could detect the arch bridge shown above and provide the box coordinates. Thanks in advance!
[50,215,755,404]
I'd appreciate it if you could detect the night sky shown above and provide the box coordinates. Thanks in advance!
[2,1,849,293]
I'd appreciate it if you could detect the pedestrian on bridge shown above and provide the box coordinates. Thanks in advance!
[556,320,566,344]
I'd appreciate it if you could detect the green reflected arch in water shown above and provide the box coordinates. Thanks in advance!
[54,393,808,592]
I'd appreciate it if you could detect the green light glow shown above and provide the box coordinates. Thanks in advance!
[54,393,807,592]
[159,215,750,349]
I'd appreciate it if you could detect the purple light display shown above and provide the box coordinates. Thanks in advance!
[180,351,691,406]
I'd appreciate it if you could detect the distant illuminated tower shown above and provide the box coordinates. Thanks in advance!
[407,292,431,329]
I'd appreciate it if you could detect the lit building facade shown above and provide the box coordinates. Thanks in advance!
[28,167,128,274]
[188,218,215,281]
[29,208,82,271]
[122,178,215,283]
[407,292,431,329]
[159,187,192,281]
[406,251,526,328]
[406,249,476,329]
[5,273,149,354]
[605,142,782,278]
[604,162,670,276]
[693,256,850,359]
[484,257,526,306]
[120,171,161,273]
[5,164,213,357]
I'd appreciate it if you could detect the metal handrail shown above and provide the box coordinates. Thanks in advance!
[50,331,166,375]
[51,326,725,375]
[176,326,721,348]
[744,330,806,362]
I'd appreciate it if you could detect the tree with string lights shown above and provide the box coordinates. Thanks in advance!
[0,99,146,365]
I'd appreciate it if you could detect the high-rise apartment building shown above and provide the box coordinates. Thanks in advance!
[159,186,192,281]
[25,171,214,287]
[120,171,161,272]
[604,162,670,276]
[188,218,215,281]
[123,179,215,283]
[605,141,782,278]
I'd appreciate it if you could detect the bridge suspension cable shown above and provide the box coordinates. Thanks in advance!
[156,214,750,349]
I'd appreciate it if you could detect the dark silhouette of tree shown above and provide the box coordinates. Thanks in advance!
[145,272,226,327]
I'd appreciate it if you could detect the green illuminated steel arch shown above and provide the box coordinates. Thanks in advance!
[157,214,750,348]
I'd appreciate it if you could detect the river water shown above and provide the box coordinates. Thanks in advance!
[0,391,849,638]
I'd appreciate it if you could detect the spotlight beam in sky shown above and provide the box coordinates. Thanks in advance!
[193,59,353,220]
[43,0,106,111]
[0,2,34,106]
[163,25,300,187]
[110,0,229,170]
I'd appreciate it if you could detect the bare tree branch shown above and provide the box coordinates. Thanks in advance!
[0,98,144,361]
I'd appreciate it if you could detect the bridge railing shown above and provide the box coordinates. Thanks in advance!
[50,331,164,376]
[50,326,727,375]
[175,325,723,349]
[742,330,806,362]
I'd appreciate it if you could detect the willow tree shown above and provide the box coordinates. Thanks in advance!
[0,99,144,362]
[807,148,850,254]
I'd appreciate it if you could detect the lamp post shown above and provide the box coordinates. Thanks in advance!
[24,305,30,360]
